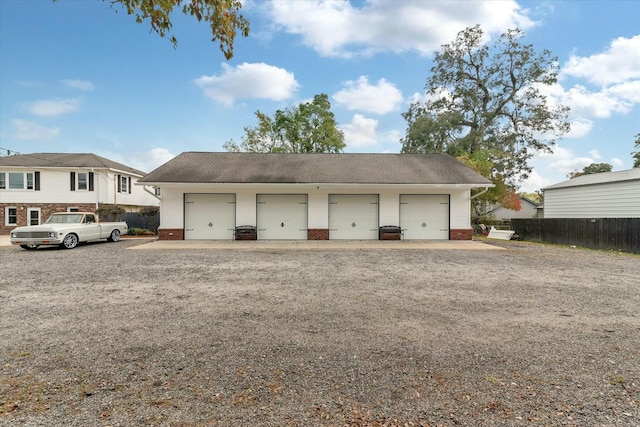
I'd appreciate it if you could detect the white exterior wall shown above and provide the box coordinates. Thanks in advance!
[0,168,158,208]
[544,180,640,218]
[449,189,472,229]
[159,184,474,233]
[160,187,186,228]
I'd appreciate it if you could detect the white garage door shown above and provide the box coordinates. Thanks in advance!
[257,194,307,240]
[184,193,236,240]
[400,194,449,240]
[329,194,379,240]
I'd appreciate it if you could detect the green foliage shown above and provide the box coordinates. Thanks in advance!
[224,94,346,153]
[96,204,126,219]
[55,0,249,60]
[139,206,159,217]
[128,227,154,235]
[401,25,570,186]
[519,191,542,204]
[456,150,520,216]
[632,133,640,168]
[568,162,612,179]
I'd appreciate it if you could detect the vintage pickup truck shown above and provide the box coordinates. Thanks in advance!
[10,212,128,250]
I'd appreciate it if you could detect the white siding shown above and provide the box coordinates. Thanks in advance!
[159,187,185,228]
[544,180,640,218]
[0,168,158,208]
[449,190,471,229]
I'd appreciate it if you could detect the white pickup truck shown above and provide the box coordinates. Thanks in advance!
[10,212,128,250]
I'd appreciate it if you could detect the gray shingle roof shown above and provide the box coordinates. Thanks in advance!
[138,152,492,185]
[543,168,640,190]
[0,153,146,176]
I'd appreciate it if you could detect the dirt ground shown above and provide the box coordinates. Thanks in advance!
[1,239,639,426]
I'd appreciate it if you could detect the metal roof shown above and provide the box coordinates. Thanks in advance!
[138,152,492,186]
[543,168,640,191]
[0,153,147,176]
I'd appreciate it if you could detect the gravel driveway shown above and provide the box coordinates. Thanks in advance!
[1,239,639,426]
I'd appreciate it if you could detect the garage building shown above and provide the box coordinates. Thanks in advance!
[138,152,492,241]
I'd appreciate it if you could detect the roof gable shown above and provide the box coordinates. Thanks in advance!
[138,152,492,186]
[0,153,146,176]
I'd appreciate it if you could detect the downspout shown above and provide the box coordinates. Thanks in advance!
[470,187,489,200]
[469,187,490,228]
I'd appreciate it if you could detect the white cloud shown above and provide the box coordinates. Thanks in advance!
[589,150,602,160]
[27,98,81,117]
[333,76,403,114]
[543,83,632,119]
[194,63,299,106]
[550,156,594,175]
[519,169,551,193]
[606,80,640,104]
[610,157,624,167]
[562,35,640,85]
[11,119,60,140]
[341,114,379,148]
[131,148,177,173]
[266,0,534,58]
[565,118,593,139]
[62,79,95,91]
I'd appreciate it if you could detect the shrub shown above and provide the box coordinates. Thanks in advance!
[96,204,126,220]
[127,228,151,236]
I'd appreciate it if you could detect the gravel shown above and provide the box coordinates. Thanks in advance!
[1,239,639,426]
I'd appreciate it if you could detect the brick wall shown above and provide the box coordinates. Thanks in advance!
[158,228,184,240]
[450,229,473,240]
[0,203,96,234]
[307,228,329,240]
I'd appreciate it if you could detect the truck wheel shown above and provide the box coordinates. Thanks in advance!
[108,229,121,242]
[20,244,39,250]
[61,233,78,249]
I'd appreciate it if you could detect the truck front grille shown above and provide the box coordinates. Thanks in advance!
[15,231,50,238]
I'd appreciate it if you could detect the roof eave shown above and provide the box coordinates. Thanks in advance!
[136,181,492,189]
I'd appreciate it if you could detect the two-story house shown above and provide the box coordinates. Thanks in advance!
[0,153,159,233]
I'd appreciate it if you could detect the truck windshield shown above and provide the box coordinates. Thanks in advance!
[45,214,84,224]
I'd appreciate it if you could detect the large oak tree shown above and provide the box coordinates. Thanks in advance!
[401,25,570,212]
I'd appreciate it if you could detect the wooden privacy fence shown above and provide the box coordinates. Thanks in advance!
[100,211,160,234]
[511,218,640,253]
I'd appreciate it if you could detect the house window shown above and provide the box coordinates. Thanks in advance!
[77,173,88,190]
[9,172,24,189]
[5,207,17,226]
[0,172,38,190]
[28,208,41,226]
[70,171,93,191]
[120,175,128,193]
[68,207,80,212]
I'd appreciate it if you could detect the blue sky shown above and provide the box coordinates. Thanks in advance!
[1,0,638,192]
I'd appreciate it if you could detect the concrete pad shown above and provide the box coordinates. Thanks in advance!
[129,239,502,250]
